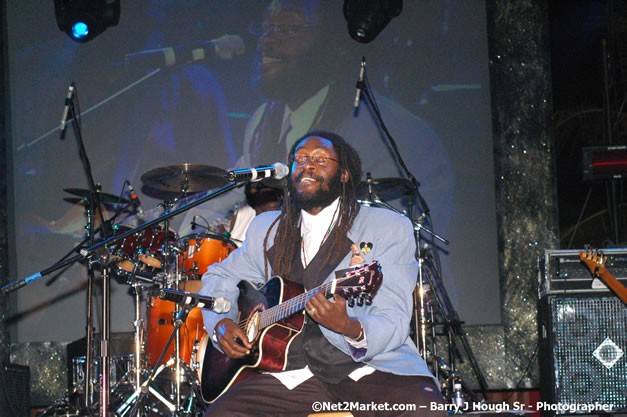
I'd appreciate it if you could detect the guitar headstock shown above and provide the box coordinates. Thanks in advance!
[334,261,383,307]
[579,248,607,276]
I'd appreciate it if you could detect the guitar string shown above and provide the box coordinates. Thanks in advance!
[234,264,379,331]
[232,264,377,332]
[235,279,335,330]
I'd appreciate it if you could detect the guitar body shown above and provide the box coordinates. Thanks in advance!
[198,260,383,404]
[199,276,306,403]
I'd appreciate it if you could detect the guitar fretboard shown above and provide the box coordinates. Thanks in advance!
[259,280,336,328]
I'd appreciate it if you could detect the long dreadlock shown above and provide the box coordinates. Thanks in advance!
[262,130,362,280]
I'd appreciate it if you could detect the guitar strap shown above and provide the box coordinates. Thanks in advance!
[267,229,361,383]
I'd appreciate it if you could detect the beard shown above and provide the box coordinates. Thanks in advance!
[290,170,343,212]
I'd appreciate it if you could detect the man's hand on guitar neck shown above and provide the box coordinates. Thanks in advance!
[306,293,364,342]
[214,318,253,358]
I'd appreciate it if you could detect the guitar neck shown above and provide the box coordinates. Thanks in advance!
[595,269,627,304]
[259,280,334,329]
[579,250,627,305]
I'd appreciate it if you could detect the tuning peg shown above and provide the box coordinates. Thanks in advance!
[365,294,373,305]
[357,294,365,307]
[347,297,355,308]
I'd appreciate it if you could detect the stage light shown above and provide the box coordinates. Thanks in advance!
[343,0,402,43]
[71,22,89,40]
[54,0,120,43]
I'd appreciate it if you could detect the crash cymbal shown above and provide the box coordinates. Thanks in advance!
[140,163,228,194]
[64,188,131,205]
[356,176,416,202]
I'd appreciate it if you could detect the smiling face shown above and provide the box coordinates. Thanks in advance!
[288,135,349,214]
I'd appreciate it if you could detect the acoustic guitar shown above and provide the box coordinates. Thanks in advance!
[198,260,383,403]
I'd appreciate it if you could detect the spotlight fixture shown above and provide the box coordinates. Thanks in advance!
[343,0,402,43]
[54,0,120,43]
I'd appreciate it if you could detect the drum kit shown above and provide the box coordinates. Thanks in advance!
[40,163,238,417]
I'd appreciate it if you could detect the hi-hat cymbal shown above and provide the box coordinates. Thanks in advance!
[64,188,131,205]
[356,177,416,202]
[140,163,228,194]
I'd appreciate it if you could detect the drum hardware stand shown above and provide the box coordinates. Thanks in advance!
[121,305,195,417]
[131,279,146,395]
[158,198,186,414]
[413,241,488,403]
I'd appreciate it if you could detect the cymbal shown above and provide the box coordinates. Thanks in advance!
[356,177,416,202]
[64,188,131,205]
[140,163,228,194]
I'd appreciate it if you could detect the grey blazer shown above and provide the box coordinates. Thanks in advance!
[200,204,435,382]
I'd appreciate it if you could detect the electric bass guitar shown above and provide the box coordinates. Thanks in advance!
[198,260,383,403]
[579,248,627,305]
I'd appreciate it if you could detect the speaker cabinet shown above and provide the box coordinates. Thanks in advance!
[0,363,30,417]
[538,295,626,415]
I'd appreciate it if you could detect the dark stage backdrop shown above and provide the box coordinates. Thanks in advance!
[6,0,497,343]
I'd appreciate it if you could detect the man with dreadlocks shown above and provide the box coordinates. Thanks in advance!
[200,131,445,416]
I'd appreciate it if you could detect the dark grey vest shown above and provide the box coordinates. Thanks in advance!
[267,230,360,383]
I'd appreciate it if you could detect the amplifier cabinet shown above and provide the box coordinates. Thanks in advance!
[538,249,627,298]
[538,294,626,415]
[0,363,30,417]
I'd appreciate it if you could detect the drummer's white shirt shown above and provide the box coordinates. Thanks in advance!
[267,198,374,389]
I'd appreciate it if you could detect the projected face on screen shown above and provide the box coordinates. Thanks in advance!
[252,1,323,100]
[7,0,499,344]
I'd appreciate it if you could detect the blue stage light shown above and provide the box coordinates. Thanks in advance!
[54,0,119,43]
[71,22,89,40]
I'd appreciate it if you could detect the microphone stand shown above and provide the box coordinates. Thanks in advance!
[361,82,432,217]
[17,69,162,153]
[1,181,245,296]
[359,73,488,395]
[66,89,112,416]
[45,201,132,287]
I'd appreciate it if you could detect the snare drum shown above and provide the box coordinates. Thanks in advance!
[178,233,236,278]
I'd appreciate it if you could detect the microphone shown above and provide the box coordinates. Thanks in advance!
[60,82,75,139]
[227,162,289,182]
[124,36,244,69]
[158,288,231,313]
[190,216,208,231]
[127,182,144,218]
[354,56,366,108]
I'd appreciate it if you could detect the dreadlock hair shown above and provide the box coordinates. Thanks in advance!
[262,130,362,280]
